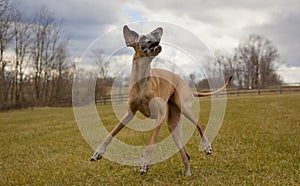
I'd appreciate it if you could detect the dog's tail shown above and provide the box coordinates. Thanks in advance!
[193,76,232,97]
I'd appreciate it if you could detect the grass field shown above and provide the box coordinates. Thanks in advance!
[0,94,299,185]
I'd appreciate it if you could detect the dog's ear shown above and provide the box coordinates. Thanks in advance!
[123,25,139,47]
[150,27,163,41]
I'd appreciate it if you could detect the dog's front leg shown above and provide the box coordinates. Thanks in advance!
[140,121,163,175]
[140,145,153,174]
[91,112,133,161]
[140,99,165,174]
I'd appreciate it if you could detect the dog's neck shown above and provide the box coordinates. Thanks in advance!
[130,54,153,91]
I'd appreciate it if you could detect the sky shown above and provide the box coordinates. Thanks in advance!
[12,0,300,83]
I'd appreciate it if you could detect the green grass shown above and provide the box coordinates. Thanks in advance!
[0,94,299,185]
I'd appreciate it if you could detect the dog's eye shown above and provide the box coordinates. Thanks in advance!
[149,42,159,49]
[141,45,146,50]
[140,45,148,53]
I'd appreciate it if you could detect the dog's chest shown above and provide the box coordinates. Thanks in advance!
[129,92,154,118]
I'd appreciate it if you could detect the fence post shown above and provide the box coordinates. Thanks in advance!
[120,94,123,104]
[103,96,106,105]
[279,82,282,94]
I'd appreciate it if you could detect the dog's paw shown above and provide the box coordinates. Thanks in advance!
[185,169,192,177]
[90,148,105,161]
[140,149,152,175]
[140,162,149,175]
[202,141,212,155]
[90,151,102,161]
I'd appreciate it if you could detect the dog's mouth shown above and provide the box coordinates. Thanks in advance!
[149,42,162,54]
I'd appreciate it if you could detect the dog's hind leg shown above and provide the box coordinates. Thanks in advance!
[173,92,212,155]
[181,106,212,155]
[167,103,191,176]
[91,112,134,161]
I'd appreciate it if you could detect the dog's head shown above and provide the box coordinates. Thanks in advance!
[123,25,163,57]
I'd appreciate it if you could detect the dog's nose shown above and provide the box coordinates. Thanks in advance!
[155,45,162,53]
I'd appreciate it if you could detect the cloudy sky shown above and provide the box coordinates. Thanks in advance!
[13,0,300,82]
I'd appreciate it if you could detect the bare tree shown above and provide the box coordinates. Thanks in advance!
[50,39,73,104]
[214,51,234,81]
[90,49,106,99]
[91,48,107,78]
[31,7,65,103]
[0,0,13,109]
[195,53,233,90]
[234,34,281,89]
[10,9,32,107]
[0,0,8,16]
[0,0,12,71]
[188,73,196,87]
[0,2,74,109]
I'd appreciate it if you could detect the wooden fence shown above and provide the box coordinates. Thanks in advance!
[95,94,129,105]
[227,83,300,96]
[95,83,300,105]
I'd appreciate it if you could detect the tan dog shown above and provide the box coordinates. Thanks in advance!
[91,25,232,176]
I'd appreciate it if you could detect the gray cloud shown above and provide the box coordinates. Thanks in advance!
[14,0,128,57]
[243,12,300,66]
[130,0,300,66]
[16,0,121,24]
[12,0,300,82]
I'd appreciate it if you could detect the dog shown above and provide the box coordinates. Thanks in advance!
[91,25,232,176]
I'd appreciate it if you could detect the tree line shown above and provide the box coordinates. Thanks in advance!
[0,0,73,110]
[0,0,283,110]
[194,34,282,90]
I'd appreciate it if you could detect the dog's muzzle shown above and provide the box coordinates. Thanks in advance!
[149,44,162,55]
[153,45,162,53]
